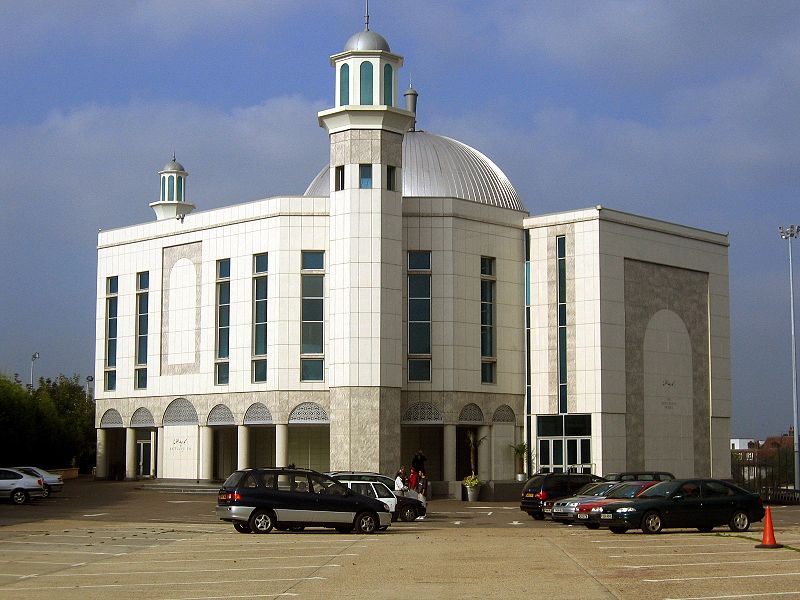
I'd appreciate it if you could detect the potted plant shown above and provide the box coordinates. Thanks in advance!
[510,442,528,482]
[462,474,481,501]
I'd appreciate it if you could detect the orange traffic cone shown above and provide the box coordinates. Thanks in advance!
[756,506,783,549]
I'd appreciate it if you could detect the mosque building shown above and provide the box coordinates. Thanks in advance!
[94,18,731,493]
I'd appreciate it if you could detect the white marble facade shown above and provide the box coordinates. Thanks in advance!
[94,25,731,486]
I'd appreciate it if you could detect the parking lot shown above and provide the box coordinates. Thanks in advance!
[2,478,800,599]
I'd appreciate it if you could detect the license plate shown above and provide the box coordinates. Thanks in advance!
[577,513,588,519]
[543,508,551,513]
[601,514,612,520]
[525,493,535,498]
[553,507,564,513]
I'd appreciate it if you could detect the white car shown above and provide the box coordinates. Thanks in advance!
[338,479,427,522]
[15,467,64,498]
[0,468,45,504]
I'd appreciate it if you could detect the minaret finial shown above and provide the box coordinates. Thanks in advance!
[172,150,176,161]
[364,0,369,31]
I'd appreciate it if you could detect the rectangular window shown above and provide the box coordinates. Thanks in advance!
[135,271,149,389]
[104,276,118,391]
[216,259,230,385]
[480,256,496,384]
[301,252,324,381]
[359,164,372,189]
[408,251,431,381]
[334,165,345,191]
[386,165,397,191]
[557,235,567,413]
[252,253,268,383]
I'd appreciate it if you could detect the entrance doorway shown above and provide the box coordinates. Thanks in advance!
[136,440,151,478]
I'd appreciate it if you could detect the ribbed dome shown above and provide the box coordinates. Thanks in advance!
[344,30,391,52]
[304,131,524,212]
[160,158,186,173]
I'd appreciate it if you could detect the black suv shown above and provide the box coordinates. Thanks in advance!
[520,472,605,520]
[216,467,392,534]
[603,471,675,482]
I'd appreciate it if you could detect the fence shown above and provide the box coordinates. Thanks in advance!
[731,462,800,505]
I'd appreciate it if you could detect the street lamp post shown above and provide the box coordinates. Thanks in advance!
[780,225,800,491]
[29,352,40,390]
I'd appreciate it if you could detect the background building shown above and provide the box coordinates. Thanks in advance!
[95,21,731,492]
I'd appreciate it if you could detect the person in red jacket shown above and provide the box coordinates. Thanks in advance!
[408,467,418,491]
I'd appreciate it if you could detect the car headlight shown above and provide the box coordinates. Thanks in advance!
[567,502,579,507]
[382,503,391,511]
[615,507,636,513]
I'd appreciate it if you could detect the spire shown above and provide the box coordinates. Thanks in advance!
[364,0,369,31]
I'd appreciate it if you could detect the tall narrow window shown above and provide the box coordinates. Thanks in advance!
[359,164,372,189]
[339,63,349,106]
[161,176,165,201]
[386,165,397,192]
[216,259,230,385]
[301,251,324,381]
[408,251,431,382]
[104,276,118,391]
[252,253,268,383]
[360,61,373,105]
[557,236,567,413]
[480,257,496,384]
[176,176,183,202]
[334,165,345,191]
[135,271,149,389]
[383,63,393,106]
[168,175,175,201]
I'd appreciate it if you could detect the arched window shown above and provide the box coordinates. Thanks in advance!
[177,175,183,202]
[339,64,349,106]
[161,175,166,201]
[383,63,393,106]
[168,175,175,201]
[360,61,373,105]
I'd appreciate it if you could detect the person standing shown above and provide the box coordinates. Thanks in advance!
[408,467,418,491]
[417,470,429,515]
[395,467,407,494]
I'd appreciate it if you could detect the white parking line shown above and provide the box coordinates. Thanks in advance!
[599,542,755,550]
[165,595,298,599]
[3,576,327,591]
[626,557,800,569]
[644,572,800,583]
[664,592,800,600]
[25,564,342,578]
[86,553,359,565]
[82,513,109,517]
[3,540,157,548]
[610,550,778,558]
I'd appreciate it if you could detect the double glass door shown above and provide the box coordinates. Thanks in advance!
[538,437,591,473]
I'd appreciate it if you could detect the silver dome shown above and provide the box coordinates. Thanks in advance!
[161,158,186,173]
[344,30,391,52]
[304,131,524,212]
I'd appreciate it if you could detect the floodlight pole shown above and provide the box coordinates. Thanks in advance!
[780,225,800,491]
[30,352,40,390]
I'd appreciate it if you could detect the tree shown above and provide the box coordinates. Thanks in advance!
[466,429,486,476]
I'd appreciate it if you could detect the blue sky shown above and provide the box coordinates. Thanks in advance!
[1,1,798,437]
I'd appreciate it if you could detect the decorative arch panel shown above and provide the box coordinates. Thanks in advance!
[244,402,273,425]
[401,402,442,424]
[289,402,329,424]
[130,407,155,428]
[99,408,124,428]
[458,403,484,424]
[163,398,198,425]
[492,405,516,423]
[207,404,235,426]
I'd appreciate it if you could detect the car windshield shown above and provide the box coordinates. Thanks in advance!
[638,481,682,498]
[310,474,348,496]
[607,483,648,499]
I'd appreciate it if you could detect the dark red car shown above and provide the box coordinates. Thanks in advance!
[576,481,657,528]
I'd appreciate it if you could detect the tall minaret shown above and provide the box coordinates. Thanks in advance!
[149,154,195,221]
[318,14,415,473]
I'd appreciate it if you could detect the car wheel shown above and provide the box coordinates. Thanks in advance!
[729,510,750,532]
[697,525,714,533]
[585,523,600,530]
[609,526,628,534]
[233,522,251,534]
[41,485,51,499]
[11,489,29,505]
[354,511,378,534]
[399,505,417,522]
[248,510,275,534]
[641,511,663,534]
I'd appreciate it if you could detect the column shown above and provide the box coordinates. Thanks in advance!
[477,425,491,483]
[200,426,214,480]
[157,426,164,479]
[149,430,157,477]
[443,424,456,482]
[125,428,137,479]
[237,425,250,469]
[95,429,108,479]
[275,424,288,468]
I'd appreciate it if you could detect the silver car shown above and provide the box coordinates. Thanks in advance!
[0,468,45,504]
[15,467,64,498]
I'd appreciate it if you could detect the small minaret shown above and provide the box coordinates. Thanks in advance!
[149,154,195,221]
[318,12,415,474]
